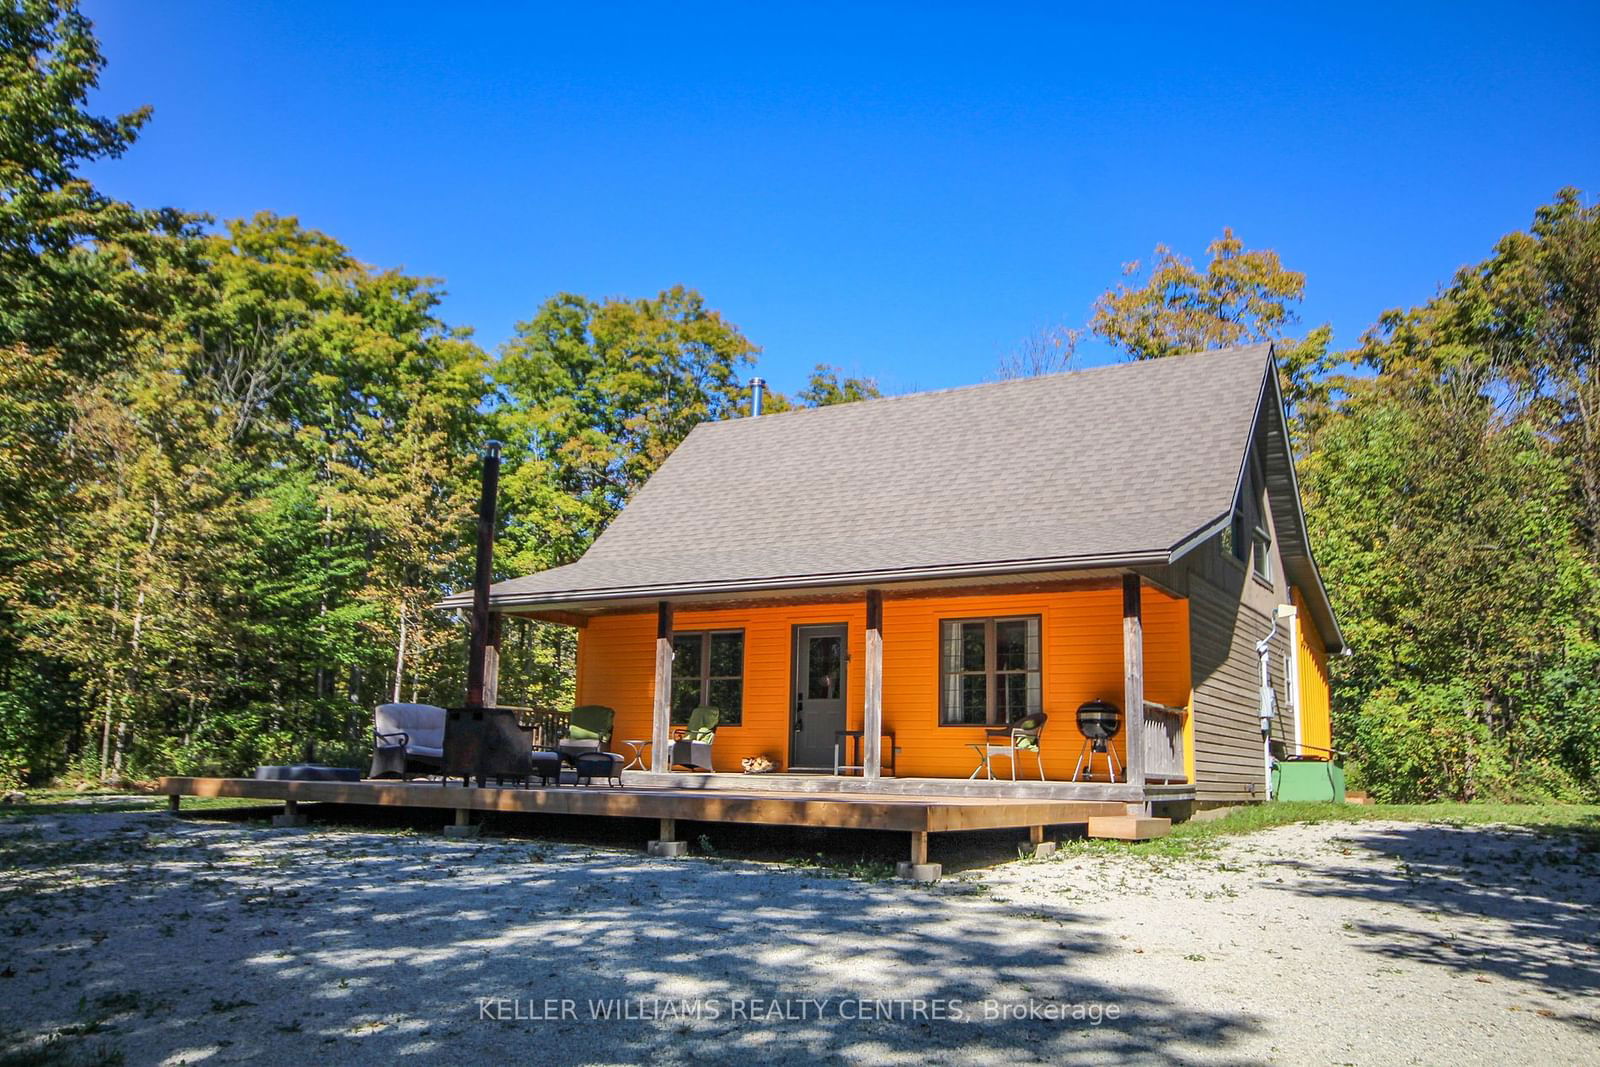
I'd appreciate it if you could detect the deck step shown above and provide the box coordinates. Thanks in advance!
[1086,815,1171,841]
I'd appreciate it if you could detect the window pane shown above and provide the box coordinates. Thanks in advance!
[960,674,987,724]
[996,619,1039,671]
[1252,533,1272,581]
[941,671,962,723]
[671,634,703,676]
[998,673,1034,722]
[708,632,743,678]
[807,635,842,700]
[1230,512,1247,561]
[706,678,742,725]
[670,678,701,724]
[961,622,986,672]
[941,621,962,673]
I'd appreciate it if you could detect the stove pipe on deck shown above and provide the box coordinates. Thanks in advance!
[465,440,502,707]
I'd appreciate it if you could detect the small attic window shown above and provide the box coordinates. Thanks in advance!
[1222,510,1247,562]
[1252,528,1273,583]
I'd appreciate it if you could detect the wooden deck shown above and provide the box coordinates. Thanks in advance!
[159,775,1136,878]
[159,775,1126,833]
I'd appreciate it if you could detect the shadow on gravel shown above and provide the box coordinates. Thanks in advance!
[1276,822,1600,1004]
[2,808,1260,1064]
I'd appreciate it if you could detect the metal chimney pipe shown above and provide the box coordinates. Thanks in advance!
[465,440,502,707]
[749,377,766,417]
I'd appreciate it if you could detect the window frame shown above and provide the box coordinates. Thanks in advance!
[1251,526,1274,585]
[938,615,1043,727]
[1221,509,1248,565]
[670,629,745,726]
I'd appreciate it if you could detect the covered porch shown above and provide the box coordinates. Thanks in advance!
[485,570,1196,805]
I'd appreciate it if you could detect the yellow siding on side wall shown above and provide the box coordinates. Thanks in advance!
[1292,587,1332,756]
[575,586,1191,779]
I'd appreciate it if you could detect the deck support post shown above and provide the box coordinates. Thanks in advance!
[167,794,180,815]
[651,601,674,773]
[444,806,480,838]
[272,798,306,828]
[648,816,687,857]
[1123,573,1146,789]
[1022,823,1056,859]
[863,589,884,779]
[896,830,940,881]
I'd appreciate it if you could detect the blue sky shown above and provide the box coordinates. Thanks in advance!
[83,2,1600,396]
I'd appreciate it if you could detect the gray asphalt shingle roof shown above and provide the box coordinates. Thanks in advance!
[448,343,1281,609]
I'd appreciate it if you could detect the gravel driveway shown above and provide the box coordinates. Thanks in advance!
[2,809,1596,1065]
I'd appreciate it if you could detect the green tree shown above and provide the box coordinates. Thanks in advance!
[1086,228,1334,448]
[1303,369,1598,800]
[495,286,757,573]
[0,0,197,784]
[797,364,881,406]
[1089,227,1308,360]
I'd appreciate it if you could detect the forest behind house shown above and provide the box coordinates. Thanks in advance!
[3,4,1596,802]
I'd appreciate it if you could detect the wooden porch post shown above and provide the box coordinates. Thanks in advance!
[863,589,884,778]
[650,601,673,773]
[1123,573,1146,787]
[482,613,502,707]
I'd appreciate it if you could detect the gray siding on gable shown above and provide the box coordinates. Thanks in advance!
[1181,413,1297,803]
[1189,571,1294,801]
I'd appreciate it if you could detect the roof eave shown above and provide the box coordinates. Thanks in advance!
[436,548,1175,612]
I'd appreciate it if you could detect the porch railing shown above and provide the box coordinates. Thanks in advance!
[1141,701,1187,782]
[498,706,571,750]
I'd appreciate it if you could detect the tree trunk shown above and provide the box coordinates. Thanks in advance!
[391,606,408,703]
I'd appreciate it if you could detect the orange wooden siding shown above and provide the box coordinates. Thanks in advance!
[575,586,1191,779]
[1291,587,1333,756]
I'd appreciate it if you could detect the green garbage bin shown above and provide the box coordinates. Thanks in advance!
[1271,758,1346,802]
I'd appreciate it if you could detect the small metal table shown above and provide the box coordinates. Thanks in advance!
[833,730,897,776]
[620,739,652,771]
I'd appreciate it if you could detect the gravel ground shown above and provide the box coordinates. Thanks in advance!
[1,809,1597,1065]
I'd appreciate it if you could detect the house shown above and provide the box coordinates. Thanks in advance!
[441,342,1343,808]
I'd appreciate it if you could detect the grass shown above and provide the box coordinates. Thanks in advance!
[1109,801,1600,859]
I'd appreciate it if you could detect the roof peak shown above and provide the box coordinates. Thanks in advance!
[716,341,1277,430]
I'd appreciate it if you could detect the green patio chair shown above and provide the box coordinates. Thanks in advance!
[669,706,720,771]
[557,704,615,766]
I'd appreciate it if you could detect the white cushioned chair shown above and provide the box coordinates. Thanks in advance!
[370,703,447,779]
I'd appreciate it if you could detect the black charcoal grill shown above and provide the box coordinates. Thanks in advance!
[1073,699,1123,782]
